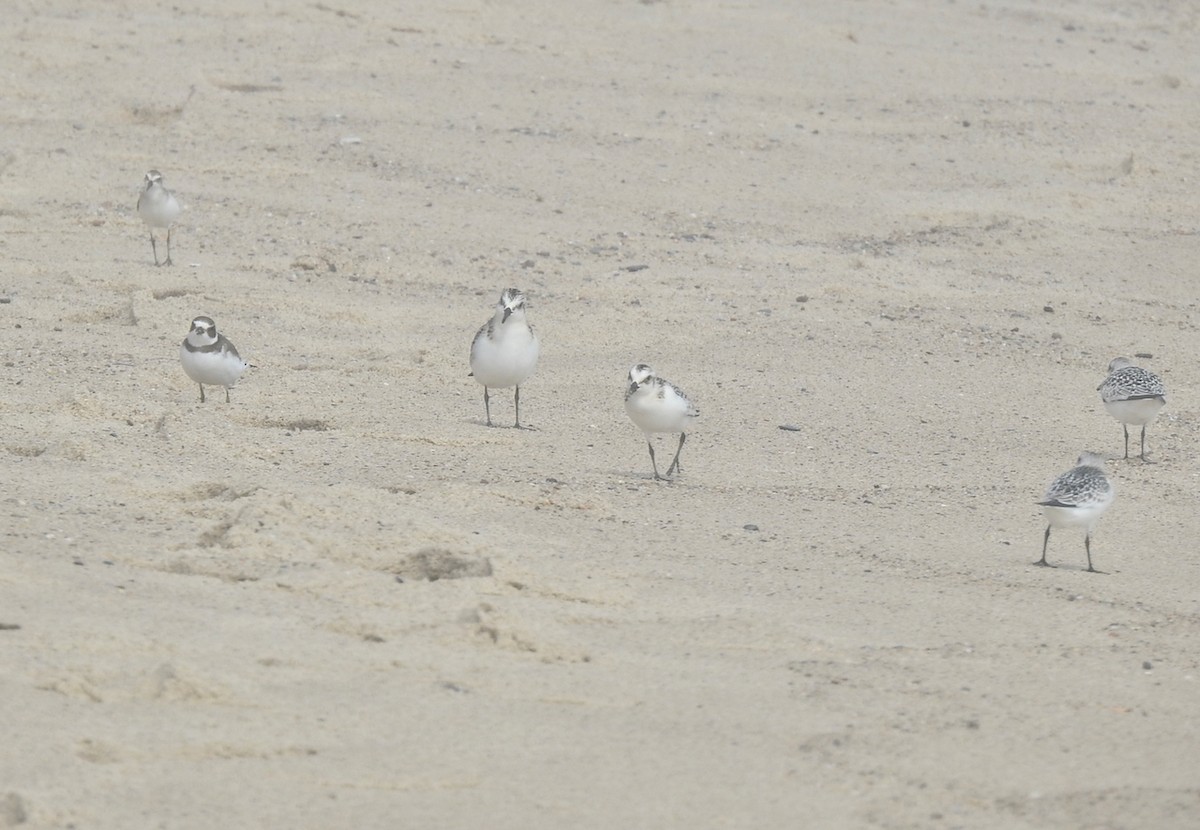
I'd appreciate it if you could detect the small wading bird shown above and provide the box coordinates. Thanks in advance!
[1097,357,1166,462]
[1035,452,1114,574]
[180,316,249,403]
[137,170,182,266]
[624,363,699,481]
[469,288,540,428]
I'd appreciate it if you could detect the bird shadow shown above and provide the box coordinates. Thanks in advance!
[1032,561,1109,575]
[468,418,538,431]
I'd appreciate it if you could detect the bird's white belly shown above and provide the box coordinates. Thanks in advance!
[1104,397,1164,426]
[625,395,691,434]
[181,345,246,388]
[471,332,539,388]
[1041,502,1108,531]
[139,193,180,228]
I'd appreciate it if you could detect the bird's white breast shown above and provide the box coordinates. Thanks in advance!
[470,321,539,388]
[139,186,181,228]
[625,386,694,434]
[180,341,247,388]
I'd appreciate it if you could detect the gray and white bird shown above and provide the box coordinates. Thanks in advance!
[137,170,182,266]
[624,363,699,481]
[180,316,249,403]
[1097,357,1166,461]
[1035,452,1115,573]
[469,288,540,428]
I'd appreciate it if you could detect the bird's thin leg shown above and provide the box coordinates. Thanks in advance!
[1083,533,1107,574]
[199,384,206,403]
[164,226,173,266]
[1139,425,1151,462]
[647,441,663,480]
[512,386,536,430]
[149,232,160,266]
[1122,424,1130,459]
[225,386,231,403]
[1034,525,1052,567]
[666,432,687,476]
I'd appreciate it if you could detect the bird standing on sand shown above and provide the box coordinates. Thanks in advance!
[1035,452,1114,574]
[624,363,699,481]
[1097,357,1166,462]
[180,316,249,403]
[137,170,182,266]
[469,288,540,428]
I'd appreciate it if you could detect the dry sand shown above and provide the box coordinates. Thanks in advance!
[2,1,1199,827]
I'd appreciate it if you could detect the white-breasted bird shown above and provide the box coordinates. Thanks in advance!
[1097,357,1166,461]
[137,170,182,266]
[180,316,249,403]
[469,288,540,428]
[1035,452,1114,573]
[624,363,699,481]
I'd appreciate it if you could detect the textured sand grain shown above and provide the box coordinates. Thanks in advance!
[2,2,1199,827]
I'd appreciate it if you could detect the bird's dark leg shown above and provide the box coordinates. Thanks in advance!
[666,432,687,476]
[199,384,206,403]
[149,232,161,266]
[164,226,173,266]
[1122,424,1130,459]
[1034,525,1052,567]
[225,386,231,403]
[1139,425,1151,462]
[511,387,536,430]
[647,441,663,480]
[1083,533,1107,573]
[483,387,492,426]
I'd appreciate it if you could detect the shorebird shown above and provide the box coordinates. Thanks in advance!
[1035,452,1114,573]
[624,363,699,481]
[469,288,540,428]
[180,316,249,403]
[137,170,182,266]
[1097,357,1166,461]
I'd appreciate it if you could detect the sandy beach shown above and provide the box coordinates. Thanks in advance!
[2,1,1199,827]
